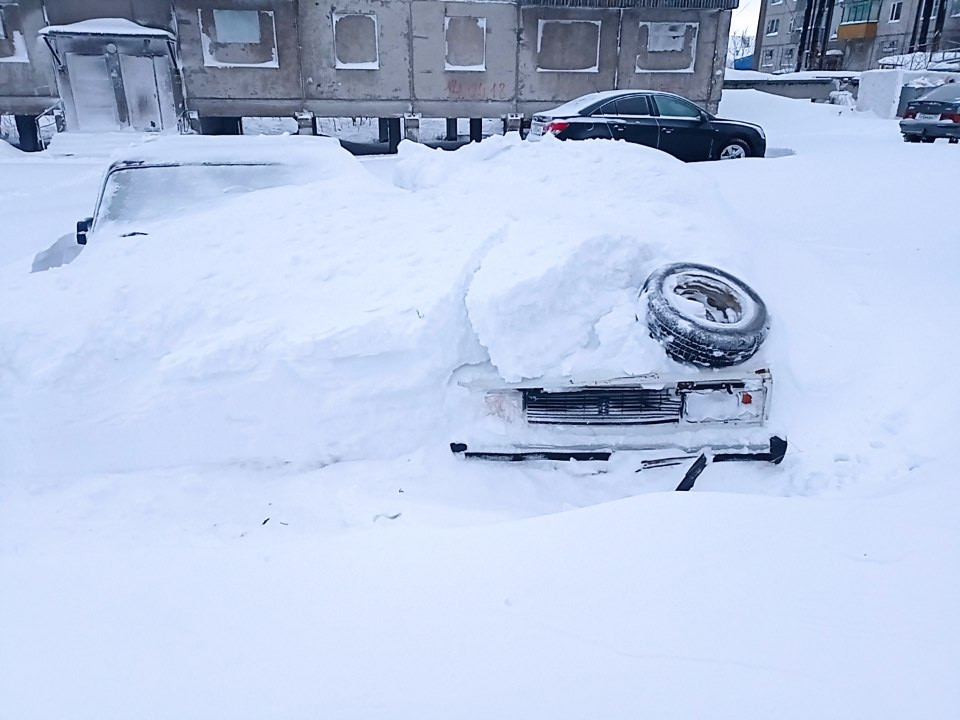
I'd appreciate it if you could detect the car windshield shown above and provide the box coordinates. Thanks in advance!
[920,84,960,102]
[95,163,309,227]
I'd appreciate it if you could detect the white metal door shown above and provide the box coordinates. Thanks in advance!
[65,53,120,131]
[120,54,163,131]
[153,55,177,131]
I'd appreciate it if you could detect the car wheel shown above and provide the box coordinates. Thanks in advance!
[921,137,936,143]
[716,139,750,160]
[641,263,769,368]
[904,135,921,143]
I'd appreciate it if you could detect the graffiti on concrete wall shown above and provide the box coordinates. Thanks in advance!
[444,16,485,71]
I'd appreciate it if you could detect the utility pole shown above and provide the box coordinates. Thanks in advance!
[931,0,949,52]
[796,0,816,71]
[916,0,936,52]
[818,0,838,69]
[808,0,828,69]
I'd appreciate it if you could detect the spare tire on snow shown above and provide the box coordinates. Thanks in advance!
[641,263,769,368]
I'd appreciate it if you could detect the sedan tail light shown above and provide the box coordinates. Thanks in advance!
[544,120,570,135]
[941,112,960,123]
[903,109,917,119]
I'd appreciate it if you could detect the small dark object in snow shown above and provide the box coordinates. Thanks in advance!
[676,454,708,491]
[373,512,402,522]
[280,521,289,526]
[398,488,404,493]
[262,518,270,525]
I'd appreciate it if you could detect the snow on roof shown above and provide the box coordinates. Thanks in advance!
[725,68,860,81]
[878,50,960,70]
[539,90,653,116]
[106,134,352,167]
[39,18,174,40]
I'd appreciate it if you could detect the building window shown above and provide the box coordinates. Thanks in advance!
[647,23,688,52]
[761,48,775,66]
[536,20,601,73]
[951,0,960,16]
[445,17,486,71]
[789,16,802,32]
[880,39,898,53]
[766,18,780,35]
[333,13,379,69]
[0,12,6,40]
[841,1,882,24]
[889,1,903,21]
[212,9,261,43]
[772,0,783,4]
[637,22,698,73]
[199,9,278,68]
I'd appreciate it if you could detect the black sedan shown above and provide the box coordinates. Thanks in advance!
[900,83,960,144]
[528,90,766,162]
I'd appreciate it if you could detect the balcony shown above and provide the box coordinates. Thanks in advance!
[837,0,881,40]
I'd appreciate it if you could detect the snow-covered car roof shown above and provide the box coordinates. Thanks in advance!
[541,90,664,116]
[103,134,351,168]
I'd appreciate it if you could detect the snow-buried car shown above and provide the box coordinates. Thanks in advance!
[450,261,784,486]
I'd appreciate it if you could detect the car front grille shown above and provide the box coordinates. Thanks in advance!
[522,387,682,426]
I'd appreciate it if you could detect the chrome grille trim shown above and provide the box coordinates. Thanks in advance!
[522,387,682,426]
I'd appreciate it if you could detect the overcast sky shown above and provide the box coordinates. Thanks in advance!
[731,0,762,34]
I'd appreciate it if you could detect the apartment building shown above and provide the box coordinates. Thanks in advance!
[756,0,960,71]
[1,0,742,143]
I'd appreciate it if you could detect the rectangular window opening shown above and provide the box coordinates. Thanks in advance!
[213,9,261,44]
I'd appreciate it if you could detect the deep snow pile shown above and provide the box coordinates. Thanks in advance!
[1,135,758,475]
[2,91,959,720]
[395,135,755,381]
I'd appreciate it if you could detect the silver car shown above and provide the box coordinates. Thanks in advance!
[900,83,960,144]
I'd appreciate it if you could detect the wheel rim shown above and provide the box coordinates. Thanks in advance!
[720,144,746,160]
[670,274,745,325]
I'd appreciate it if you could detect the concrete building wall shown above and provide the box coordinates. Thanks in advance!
[2,0,738,124]
[175,0,303,116]
[0,0,58,113]
[411,1,519,118]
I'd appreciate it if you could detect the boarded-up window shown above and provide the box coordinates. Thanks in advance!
[445,16,486,71]
[0,3,30,63]
[333,13,379,70]
[199,9,278,68]
[636,22,698,73]
[536,20,601,73]
[646,23,686,52]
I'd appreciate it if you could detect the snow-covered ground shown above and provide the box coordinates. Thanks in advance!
[1,91,958,719]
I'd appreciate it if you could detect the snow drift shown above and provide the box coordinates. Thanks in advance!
[1,134,756,475]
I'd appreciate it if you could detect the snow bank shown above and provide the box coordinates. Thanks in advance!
[0,139,24,156]
[395,135,749,382]
[857,69,960,117]
[2,134,758,474]
[1,141,486,474]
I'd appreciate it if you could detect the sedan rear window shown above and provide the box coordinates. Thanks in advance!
[614,96,651,116]
[654,95,702,118]
[919,84,960,102]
